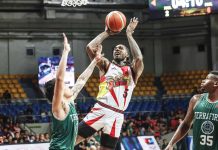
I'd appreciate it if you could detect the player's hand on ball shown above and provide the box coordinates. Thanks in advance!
[105,25,120,35]
[63,33,71,52]
[126,17,138,36]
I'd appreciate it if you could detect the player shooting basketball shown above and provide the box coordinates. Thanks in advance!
[44,33,103,150]
[75,17,144,149]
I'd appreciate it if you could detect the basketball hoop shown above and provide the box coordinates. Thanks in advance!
[61,0,88,7]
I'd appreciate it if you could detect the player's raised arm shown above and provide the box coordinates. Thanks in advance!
[126,17,144,84]
[86,29,111,74]
[69,48,104,102]
[165,95,201,150]
[86,31,109,61]
[52,33,70,113]
[86,11,122,61]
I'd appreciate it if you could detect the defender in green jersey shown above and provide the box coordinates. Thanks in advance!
[44,33,103,150]
[165,71,218,150]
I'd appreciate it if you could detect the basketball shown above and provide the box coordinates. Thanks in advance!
[105,11,126,33]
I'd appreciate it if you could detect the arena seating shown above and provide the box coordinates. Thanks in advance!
[0,75,26,99]
[0,99,51,123]
[133,74,158,96]
[85,75,99,97]
[0,70,208,123]
[161,70,208,96]
[0,74,40,99]
[125,100,162,112]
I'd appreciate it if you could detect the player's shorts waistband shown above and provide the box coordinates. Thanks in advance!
[97,101,124,114]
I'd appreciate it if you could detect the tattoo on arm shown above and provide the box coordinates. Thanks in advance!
[61,101,67,112]
[87,32,109,59]
[70,59,98,101]
[127,35,142,59]
[127,35,144,83]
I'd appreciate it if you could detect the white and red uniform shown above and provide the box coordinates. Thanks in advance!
[83,63,135,138]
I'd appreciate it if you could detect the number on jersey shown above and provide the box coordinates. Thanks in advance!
[200,135,213,146]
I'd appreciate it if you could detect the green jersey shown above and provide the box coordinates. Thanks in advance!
[49,102,78,150]
[193,93,218,150]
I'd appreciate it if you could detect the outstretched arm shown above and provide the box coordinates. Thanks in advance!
[69,47,103,102]
[165,95,201,150]
[126,17,144,84]
[52,33,70,112]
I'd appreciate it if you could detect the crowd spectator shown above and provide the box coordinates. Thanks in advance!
[75,136,100,150]
[29,135,36,143]
[169,116,179,131]
[2,90,11,99]
[35,134,40,142]
[13,123,21,133]
[1,90,12,103]
[0,136,3,144]
[44,133,50,142]
[0,116,49,145]
[39,133,46,142]
[0,108,187,148]
[75,140,86,149]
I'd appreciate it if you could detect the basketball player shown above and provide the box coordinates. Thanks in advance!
[165,71,218,150]
[75,17,144,149]
[44,33,103,150]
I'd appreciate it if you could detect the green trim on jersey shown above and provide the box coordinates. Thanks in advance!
[193,93,218,150]
[49,103,78,150]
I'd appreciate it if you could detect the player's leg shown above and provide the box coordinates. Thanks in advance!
[76,104,105,145]
[100,133,119,150]
[100,111,124,149]
[76,120,97,144]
